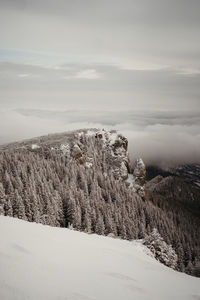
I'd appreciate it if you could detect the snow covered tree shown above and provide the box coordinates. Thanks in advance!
[95,214,105,235]
[143,228,178,269]
[12,189,26,220]
[0,183,5,215]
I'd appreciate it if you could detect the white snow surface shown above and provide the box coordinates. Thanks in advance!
[0,216,200,300]
[85,162,93,168]
[108,132,118,146]
[126,174,135,189]
[85,130,96,137]
[31,144,40,150]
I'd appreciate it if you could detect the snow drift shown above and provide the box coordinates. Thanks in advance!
[0,216,200,300]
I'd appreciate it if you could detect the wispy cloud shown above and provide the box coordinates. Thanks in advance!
[18,73,30,78]
[75,69,100,79]
[0,62,200,112]
[176,68,200,76]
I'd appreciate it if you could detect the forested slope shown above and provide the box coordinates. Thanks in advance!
[0,129,200,275]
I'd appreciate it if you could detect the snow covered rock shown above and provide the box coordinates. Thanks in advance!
[94,129,130,180]
[72,144,85,164]
[129,158,146,197]
[133,158,146,186]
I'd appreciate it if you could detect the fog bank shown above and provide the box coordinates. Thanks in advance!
[0,109,199,168]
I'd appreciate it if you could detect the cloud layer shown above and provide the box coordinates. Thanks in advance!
[0,109,200,168]
[0,62,200,113]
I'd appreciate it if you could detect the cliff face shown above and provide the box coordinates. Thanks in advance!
[91,129,131,181]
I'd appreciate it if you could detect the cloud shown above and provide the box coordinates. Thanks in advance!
[0,110,64,145]
[0,109,200,168]
[0,62,200,112]
[176,68,200,76]
[18,73,30,78]
[124,124,200,168]
[1,1,200,72]
[75,69,100,79]
[62,68,101,80]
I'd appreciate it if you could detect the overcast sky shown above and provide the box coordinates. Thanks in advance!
[0,0,200,166]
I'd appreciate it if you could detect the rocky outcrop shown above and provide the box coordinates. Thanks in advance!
[133,158,146,187]
[94,129,131,181]
[129,158,146,198]
[81,129,146,194]
[112,134,128,152]
[71,144,85,165]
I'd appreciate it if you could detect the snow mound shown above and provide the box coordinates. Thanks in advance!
[0,216,200,300]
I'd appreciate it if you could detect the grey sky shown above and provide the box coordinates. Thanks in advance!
[0,0,200,165]
[1,0,200,70]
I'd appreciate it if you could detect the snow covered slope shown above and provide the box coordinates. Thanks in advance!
[0,216,199,300]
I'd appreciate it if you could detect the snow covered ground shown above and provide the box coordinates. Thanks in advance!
[0,216,200,300]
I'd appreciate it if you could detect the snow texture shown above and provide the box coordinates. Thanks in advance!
[31,144,40,150]
[126,174,136,189]
[85,162,93,168]
[60,144,70,155]
[0,216,200,300]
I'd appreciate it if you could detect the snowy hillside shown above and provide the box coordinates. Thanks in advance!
[0,216,199,300]
[0,128,200,275]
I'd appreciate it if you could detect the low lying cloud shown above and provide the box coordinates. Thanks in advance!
[124,124,200,168]
[0,109,200,168]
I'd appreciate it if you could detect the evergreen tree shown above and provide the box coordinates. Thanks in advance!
[0,183,5,215]
[143,228,178,269]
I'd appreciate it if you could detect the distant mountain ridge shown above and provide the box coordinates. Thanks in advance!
[146,164,200,190]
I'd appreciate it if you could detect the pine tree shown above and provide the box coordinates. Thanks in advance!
[95,214,105,235]
[144,228,178,269]
[0,183,6,215]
